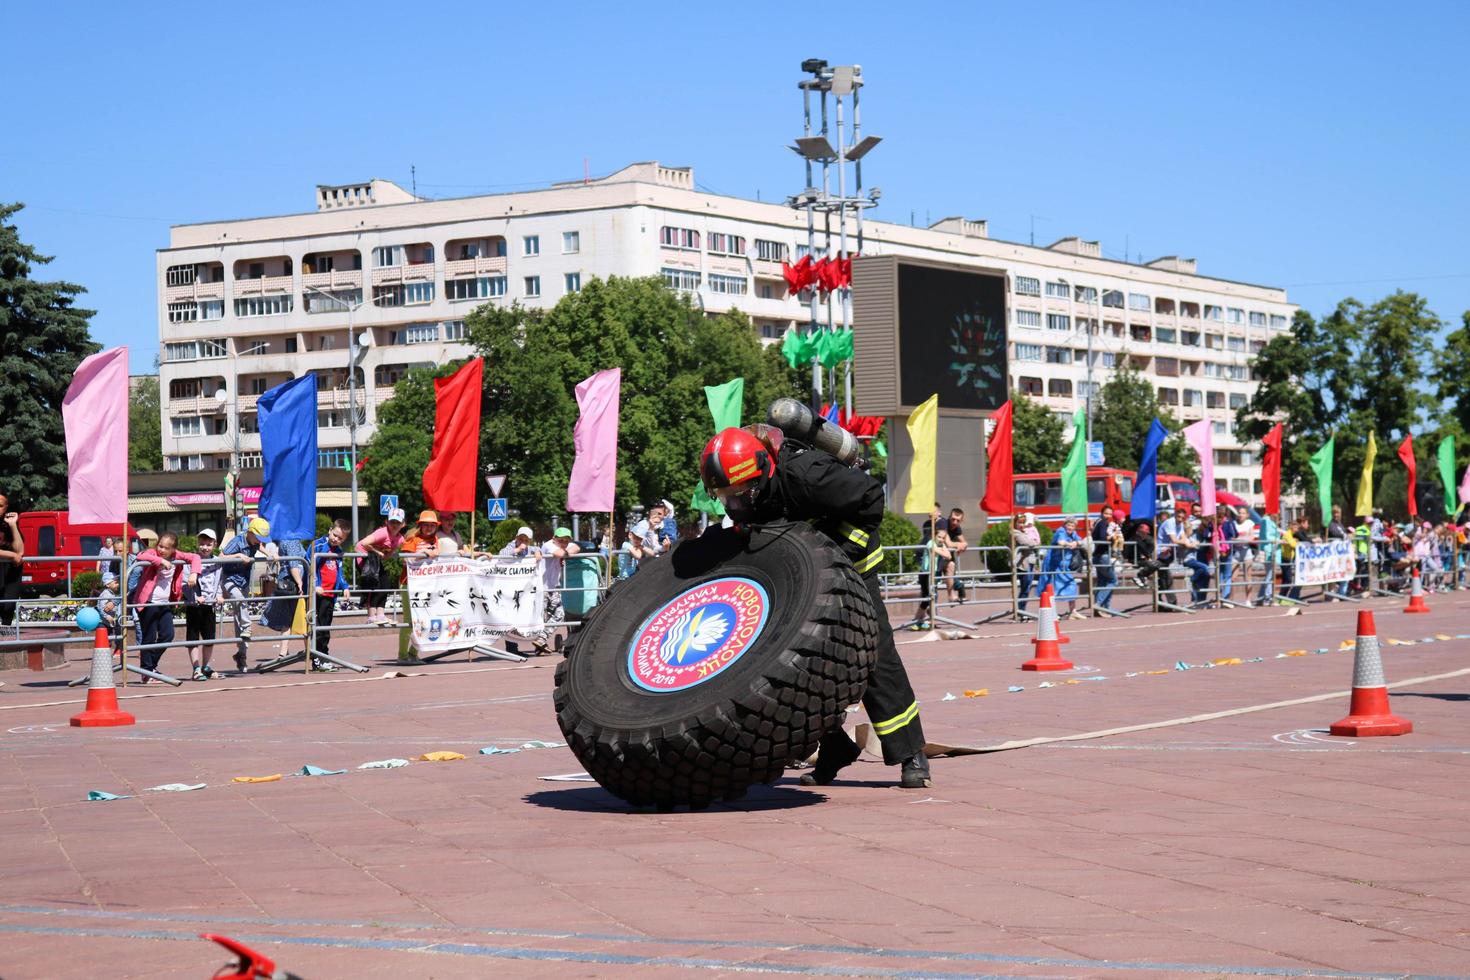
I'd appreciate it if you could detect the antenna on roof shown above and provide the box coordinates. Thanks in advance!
[584,157,590,185]
[411,165,417,197]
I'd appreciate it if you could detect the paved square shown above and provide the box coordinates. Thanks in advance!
[3,594,1468,978]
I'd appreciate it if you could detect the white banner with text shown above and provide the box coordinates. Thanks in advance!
[405,556,544,653]
[1293,540,1355,586]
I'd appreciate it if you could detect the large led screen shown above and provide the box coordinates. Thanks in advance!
[897,263,1008,412]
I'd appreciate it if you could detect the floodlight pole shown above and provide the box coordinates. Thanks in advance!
[801,83,821,411]
[304,284,367,544]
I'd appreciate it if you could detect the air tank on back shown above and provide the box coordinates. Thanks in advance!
[766,397,863,468]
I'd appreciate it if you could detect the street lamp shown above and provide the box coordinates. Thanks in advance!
[303,284,373,544]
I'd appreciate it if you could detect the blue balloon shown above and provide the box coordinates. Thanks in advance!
[75,606,102,632]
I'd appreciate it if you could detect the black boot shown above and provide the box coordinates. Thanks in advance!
[899,753,932,789]
[800,730,862,786]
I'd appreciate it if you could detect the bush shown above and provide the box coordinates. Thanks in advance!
[978,522,1012,575]
[176,534,198,554]
[485,520,525,555]
[878,510,922,577]
[71,571,103,598]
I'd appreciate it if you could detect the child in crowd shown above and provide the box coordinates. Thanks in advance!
[355,508,405,625]
[129,531,202,681]
[310,520,349,671]
[184,528,224,680]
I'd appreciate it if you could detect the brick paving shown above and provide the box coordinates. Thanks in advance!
[2,593,1468,978]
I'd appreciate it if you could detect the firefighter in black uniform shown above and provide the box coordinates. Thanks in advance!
[700,425,932,789]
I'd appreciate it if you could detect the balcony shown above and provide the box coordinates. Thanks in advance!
[234,274,293,297]
[443,255,508,279]
[164,279,226,303]
[166,394,227,415]
[371,261,435,285]
[301,269,364,292]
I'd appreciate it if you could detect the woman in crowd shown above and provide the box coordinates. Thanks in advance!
[1010,512,1042,612]
[355,507,405,625]
[129,531,202,681]
[0,492,24,627]
[1043,516,1086,619]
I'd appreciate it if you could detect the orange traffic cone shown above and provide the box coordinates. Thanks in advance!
[70,627,136,728]
[1022,587,1074,671]
[1041,583,1071,643]
[1329,610,1412,737]
[1403,567,1430,614]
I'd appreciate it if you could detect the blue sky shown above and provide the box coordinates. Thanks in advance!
[5,2,1467,365]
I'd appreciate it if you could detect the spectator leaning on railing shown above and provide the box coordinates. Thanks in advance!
[183,528,224,680]
[355,507,405,625]
[1011,512,1041,612]
[0,491,24,627]
[538,527,581,653]
[130,531,202,682]
[309,519,350,671]
[219,516,271,670]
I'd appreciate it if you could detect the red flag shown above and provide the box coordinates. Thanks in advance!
[837,254,854,287]
[1261,422,1284,516]
[422,358,484,511]
[1398,434,1417,517]
[980,400,1014,516]
[782,255,814,296]
[814,257,845,295]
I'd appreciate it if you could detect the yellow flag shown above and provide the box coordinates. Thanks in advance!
[903,394,939,514]
[1355,431,1377,518]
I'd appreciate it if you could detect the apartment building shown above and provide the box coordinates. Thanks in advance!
[156,161,1294,501]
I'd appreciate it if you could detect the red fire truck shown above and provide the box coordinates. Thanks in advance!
[15,511,135,593]
[1011,467,1199,525]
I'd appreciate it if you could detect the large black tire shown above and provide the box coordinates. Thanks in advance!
[553,523,879,808]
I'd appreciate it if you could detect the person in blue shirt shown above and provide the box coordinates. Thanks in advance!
[309,520,349,671]
[1043,517,1086,619]
[218,516,270,671]
[1218,510,1239,600]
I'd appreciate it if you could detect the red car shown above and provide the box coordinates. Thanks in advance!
[15,511,135,593]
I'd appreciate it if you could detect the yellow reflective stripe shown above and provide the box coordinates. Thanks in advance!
[855,547,884,573]
[837,522,870,547]
[873,701,920,735]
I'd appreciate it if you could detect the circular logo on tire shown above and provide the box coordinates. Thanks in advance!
[627,577,771,693]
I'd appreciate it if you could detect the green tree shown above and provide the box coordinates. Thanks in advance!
[1009,391,1066,473]
[0,203,98,507]
[128,374,163,472]
[1089,365,1195,478]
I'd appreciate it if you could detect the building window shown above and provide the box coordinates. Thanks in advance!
[1249,311,1267,326]
[1183,389,1203,407]
[167,301,198,323]
[523,235,540,257]
[755,239,788,262]
[1227,307,1245,324]
[1207,391,1225,409]
[1014,309,1042,328]
[1045,346,1071,364]
[373,283,434,307]
[1155,357,1179,377]
[317,410,348,429]
[165,264,197,287]
[240,339,269,356]
[284,337,298,353]
[445,276,507,301]
[318,449,353,470]
[1226,336,1246,352]
[1204,304,1223,321]
[1046,313,1070,331]
[1074,285,1097,304]
[170,416,202,437]
[1128,292,1151,311]
[199,300,223,320]
[304,288,362,313]
[1044,281,1069,299]
[1100,352,1117,367]
[661,267,701,292]
[372,246,402,268]
[1226,365,1247,380]
[234,295,292,318]
[1048,378,1073,397]
[707,232,747,256]
[388,324,438,345]
[1213,421,1229,435]
[758,284,774,299]
[564,272,582,293]
[443,319,465,341]
[1232,478,1251,493]
[1158,387,1179,406]
[660,226,700,250]
[524,276,541,297]
[1013,275,1040,296]
[169,379,201,399]
[1229,392,1247,409]
[1018,376,1043,396]
[562,231,580,254]
[1155,327,1176,344]
[707,273,748,295]
[1270,314,1288,328]
[1014,343,1042,361]
[1181,330,1201,347]
[1102,289,1124,309]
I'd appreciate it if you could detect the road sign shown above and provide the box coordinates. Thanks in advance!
[486,498,508,521]
[1086,442,1105,467]
[379,494,399,516]
[485,473,507,497]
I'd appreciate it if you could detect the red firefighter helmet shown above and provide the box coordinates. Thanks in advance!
[700,426,777,497]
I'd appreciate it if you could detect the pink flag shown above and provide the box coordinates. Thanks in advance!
[566,368,621,513]
[1460,464,1470,505]
[1183,418,1217,517]
[62,347,130,524]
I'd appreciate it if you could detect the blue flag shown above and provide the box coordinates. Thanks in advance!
[823,402,841,426]
[1133,418,1169,524]
[258,374,319,539]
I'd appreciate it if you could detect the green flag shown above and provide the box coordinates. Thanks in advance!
[781,330,815,370]
[815,330,842,369]
[833,327,854,363]
[1308,435,1335,523]
[1438,436,1456,510]
[1060,407,1088,516]
[691,378,745,516]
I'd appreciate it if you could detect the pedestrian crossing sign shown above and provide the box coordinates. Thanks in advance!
[486,498,508,521]
[379,494,399,515]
